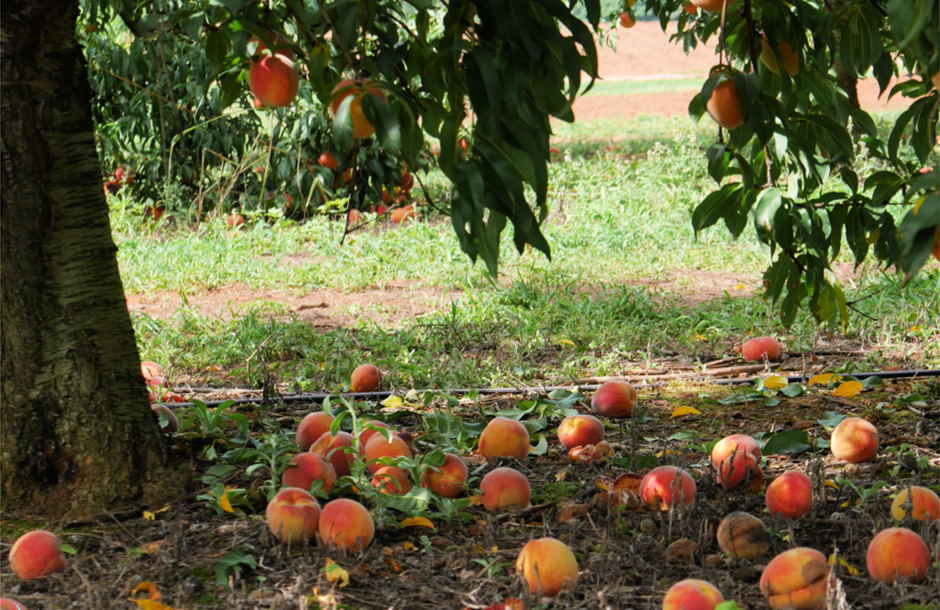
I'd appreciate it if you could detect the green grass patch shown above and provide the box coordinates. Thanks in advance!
[583,77,704,97]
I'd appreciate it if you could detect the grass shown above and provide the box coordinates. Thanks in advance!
[583,77,704,96]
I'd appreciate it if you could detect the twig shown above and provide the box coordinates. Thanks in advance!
[566,363,781,385]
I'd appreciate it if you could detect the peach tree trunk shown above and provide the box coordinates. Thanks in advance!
[1,0,168,517]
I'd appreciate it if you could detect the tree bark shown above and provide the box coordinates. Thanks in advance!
[1,0,170,517]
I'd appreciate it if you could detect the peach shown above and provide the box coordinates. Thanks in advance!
[8,530,66,580]
[350,363,382,392]
[357,420,391,451]
[318,151,339,170]
[692,0,730,12]
[371,466,412,495]
[0,599,28,610]
[266,488,321,544]
[716,450,763,492]
[248,54,299,108]
[318,498,375,552]
[866,527,930,584]
[420,453,469,498]
[765,471,813,518]
[662,579,724,610]
[590,380,637,418]
[296,412,336,451]
[363,433,412,474]
[705,79,743,130]
[740,336,781,361]
[760,548,832,610]
[557,414,604,450]
[759,37,799,76]
[390,205,415,223]
[329,79,387,139]
[480,467,531,511]
[639,466,696,511]
[830,417,878,463]
[478,417,530,460]
[596,440,614,457]
[309,431,356,477]
[710,434,762,469]
[568,444,604,463]
[515,538,578,597]
[891,486,940,521]
[140,360,163,380]
[282,452,337,495]
[151,404,179,434]
[717,512,769,559]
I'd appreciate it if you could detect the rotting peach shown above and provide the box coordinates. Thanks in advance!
[480,467,531,511]
[8,530,66,580]
[596,440,614,457]
[568,444,605,463]
[759,547,832,610]
[309,431,356,477]
[866,527,930,584]
[515,538,579,597]
[640,466,696,511]
[282,452,337,495]
[740,336,782,362]
[710,434,762,469]
[716,450,763,492]
[266,488,321,545]
[890,486,940,522]
[591,380,637,418]
[557,414,604,450]
[478,417,530,460]
[363,433,412,474]
[371,466,412,495]
[318,498,375,553]
[350,363,382,393]
[662,578,724,610]
[296,411,336,451]
[765,471,813,519]
[357,420,391,451]
[420,453,469,498]
[717,511,770,559]
[830,417,878,463]
[151,404,179,434]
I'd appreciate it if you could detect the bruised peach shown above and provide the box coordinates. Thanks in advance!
[151,404,179,434]
[282,452,336,495]
[480,467,531,511]
[309,431,356,477]
[350,364,382,392]
[371,466,412,495]
[717,450,763,492]
[640,466,696,511]
[363,433,412,474]
[662,579,724,610]
[568,445,604,463]
[596,440,614,457]
[515,538,578,597]
[8,531,66,580]
[890,486,940,522]
[591,380,637,418]
[420,453,469,498]
[318,498,374,552]
[717,512,769,559]
[296,411,336,451]
[741,336,781,362]
[765,471,813,519]
[266,487,321,544]
[866,527,930,584]
[830,417,878,463]
[557,414,604,450]
[710,434,762,469]
[760,547,832,610]
[479,417,529,460]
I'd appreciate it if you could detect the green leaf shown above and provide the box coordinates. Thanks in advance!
[361,92,400,155]
[331,95,355,152]
[215,548,256,591]
[762,430,810,455]
[818,410,847,429]
[206,30,231,73]
[780,383,805,398]
[218,71,242,111]
[692,184,742,235]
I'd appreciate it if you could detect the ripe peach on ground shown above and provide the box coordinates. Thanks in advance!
[151,404,179,434]
[8,530,66,580]
[478,417,530,459]
[830,417,878,463]
[710,434,762,469]
[318,498,375,552]
[557,414,604,450]
[760,548,831,610]
[226,213,245,228]
[515,538,578,597]
[480,467,531,511]
[296,411,336,451]
[717,512,770,559]
[640,466,696,511]
[766,471,813,518]
[866,527,930,584]
[371,466,412,495]
[0,598,29,610]
[662,579,724,610]
[740,336,781,361]
[248,54,299,108]
[309,431,356,477]
[390,205,415,223]
[266,488,321,544]
[282,452,337,495]
[363,433,412,474]
[716,450,763,492]
[420,453,469,498]
[891,486,940,521]
[590,380,637,418]
[357,420,391,451]
[140,360,163,381]
[350,363,381,392]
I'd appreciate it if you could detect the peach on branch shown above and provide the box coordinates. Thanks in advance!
[371,466,412,495]
[591,380,637,418]
[830,417,878,463]
[8,530,66,580]
[420,453,469,498]
[309,431,356,477]
[478,417,530,460]
[266,488,321,544]
[557,414,604,450]
[759,547,832,610]
[639,466,696,511]
[691,0,731,11]
[329,79,388,139]
[350,363,382,392]
[717,512,770,559]
[363,433,412,474]
[890,486,940,521]
[662,579,724,610]
[318,498,375,552]
[866,527,930,584]
[296,411,336,451]
[282,452,337,495]
[716,450,763,492]
[759,37,799,76]
[248,54,299,108]
[740,336,781,361]
[515,538,578,597]
[480,467,531,511]
[765,471,813,518]
[705,78,743,130]
[710,434,761,469]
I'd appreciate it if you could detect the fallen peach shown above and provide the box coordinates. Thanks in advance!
[741,336,782,361]
[309,431,356,477]
[760,547,831,610]
[420,453,469,498]
[8,530,66,580]
[717,511,769,559]
[371,466,412,495]
[363,432,412,474]
[866,527,930,584]
[390,205,415,223]
[296,411,336,451]
[568,445,604,463]
[0,598,28,610]
[282,452,337,495]
[716,450,763,492]
[357,419,391,451]
[140,360,163,381]
[591,380,637,418]
[830,417,878,463]
[480,467,531,511]
[765,471,813,519]
[890,486,940,521]
[596,440,614,457]
[662,578,724,610]
[557,414,604,450]
[640,466,696,511]
[151,404,179,434]
[515,538,578,597]
[710,434,762,469]
[318,498,375,552]
[350,363,382,392]
[266,488,321,544]
[478,417,530,460]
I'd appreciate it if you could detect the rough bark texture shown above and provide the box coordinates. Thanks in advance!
[1,0,169,517]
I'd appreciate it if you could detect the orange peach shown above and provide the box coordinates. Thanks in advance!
[371,466,412,495]
[296,412,336,451]
[151,404,179,434]
[266,487,321,544]
[866,527,930,584]
[420,453,469,498]
[710,434,762,469]
[390,205,415,223]
[830,417,878,463]
[318,498,375,552]
[640,466,696,511]
[717,512,770,559]
[358,420,391,451]
[692,0,730,11]
[891,486,940,521]
[716,450,763,492]
[350,363,382,392]
[478,417,530,460]
[591,380,637,418]
[765,471,813,519]
[248,54,299,108]
[363,433,412,474]
[557,414,604,450]
[0,598,28,610]
[309,431,356,477]
[282,452,337,495]
[8,530,66,580]
[515,538,578,597]
[760,548,832,610]
[662,579,724,610]
[759,37,799,76]
[740,336,781,361]
[480,467,531,511]
[140,360,163,381]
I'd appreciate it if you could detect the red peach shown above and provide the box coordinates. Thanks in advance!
[639,466,696,511]
[371,466,412,495]
[296,411,336,451]
[420,453,469,498]
[760,547,832,610]
[151,404,179,434]
[557,414,604,450]
[480,467,531,511]
[363,432,412,474]
[478,417,530,460]
[318,151,339,170]
[866,527,930,584]
[740,336,781,361]
[710,434,762,469]
[357,420,391,452]
[226,213,245,228]
[0,598,29,610]
[248,54,299,108]
[390,204,415,223]
[591,380,637,418]
[8,530,66,580]
[716,450,763,492]
[318,498,375,552]
[266,488,321,544]
[515,538,578,597]
[309,431,356,477]
[282,452,337,495]
[765,471,813,518]
[891,486,940,521]
[830,417,878,463]
[662,579,724,610]
[350,363,382,392]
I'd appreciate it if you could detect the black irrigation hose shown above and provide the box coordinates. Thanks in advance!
[162,368,940,410]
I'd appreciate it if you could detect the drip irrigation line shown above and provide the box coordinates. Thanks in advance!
[162,368,940,410]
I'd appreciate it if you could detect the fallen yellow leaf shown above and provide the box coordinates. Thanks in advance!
[130,601,172,610]
[832,380,863,398]
[555,470,567,482]
[381,395,403,409]
[824,480,839,490]
[557,339,575,347]
[762,375,788,390]
[143,511,155,521]
[219,486,236,513]
[733,283,747,291]
[909,325,921,332]
[140,540,168,555]
[596,482,610,492]
[468,494,483,506]
[693,333,708,342]
[323,558,349,587]
[808,374,835,386]
[400,517,434,529]
[402,542,417,552]
[828,554,860,575]
[671,406,702,418]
